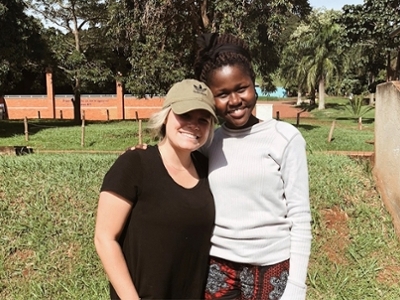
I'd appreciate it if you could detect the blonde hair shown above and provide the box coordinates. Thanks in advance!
[147,107,171,140]
[147,107,215,145]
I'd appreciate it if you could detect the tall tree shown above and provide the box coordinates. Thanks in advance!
[105,0,312,96]
[280,9,346,110]
[279,43,308,105]
[305,13,344,110]
[278,18,313,105]
[0,0,49,94]
[26,0,113,121]
[341,0,400,82]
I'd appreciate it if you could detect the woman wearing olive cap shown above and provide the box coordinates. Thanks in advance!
[94,79,217,300]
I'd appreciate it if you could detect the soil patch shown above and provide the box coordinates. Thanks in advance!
[377,263,400,286]
[321,206,351,264]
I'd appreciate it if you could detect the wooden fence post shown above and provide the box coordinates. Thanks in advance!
[24,117,29,141]
[138,120,142,144]
[296,112,301,127]
[81,111,85,147]
[328,120,336,143]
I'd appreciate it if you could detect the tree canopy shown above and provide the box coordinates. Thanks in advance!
[104,0,312,96]
[277,0,400,109]
[0,0,50,94]
[26,0,115,121]
[4,0,400,113]
[340,0,400,81]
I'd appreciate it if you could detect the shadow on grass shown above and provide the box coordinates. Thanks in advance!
[297,102,347,112]
[335,117,375,124]
[296,124,320,131]
[0,120,79,138]
[0,119,144,138]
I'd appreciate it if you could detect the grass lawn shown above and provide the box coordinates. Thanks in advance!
[1,97,398,299]
[0,120,153,152]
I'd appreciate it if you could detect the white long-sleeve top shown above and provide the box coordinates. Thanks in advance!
[203,119,312,300]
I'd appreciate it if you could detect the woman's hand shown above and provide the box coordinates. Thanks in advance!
[130,144,148,150]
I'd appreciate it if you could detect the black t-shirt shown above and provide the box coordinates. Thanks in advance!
[101,145,215,299]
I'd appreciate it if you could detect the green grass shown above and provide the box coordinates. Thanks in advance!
[0,154,116,299]
[308,97,375,121]
[0,120,154,151]
[307,154,400,299]
[2,98,397,299]
[286,96,375,152]
[297,119,374,152]
[1,153,399,299]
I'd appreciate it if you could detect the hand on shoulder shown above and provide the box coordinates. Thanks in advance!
[121,144,148,155]
[129,144,148,151]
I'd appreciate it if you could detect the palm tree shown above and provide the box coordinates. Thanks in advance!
[299,11,345,110]
[279,43,309,105]
[279,20,318,106]
[279,9,346,109]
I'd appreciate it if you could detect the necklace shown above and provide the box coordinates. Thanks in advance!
[158,147,193,171]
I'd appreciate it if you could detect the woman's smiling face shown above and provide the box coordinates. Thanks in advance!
[208,65,257,129]
[164,109,212,151]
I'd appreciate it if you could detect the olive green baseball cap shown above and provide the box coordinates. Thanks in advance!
[163,79,217,122]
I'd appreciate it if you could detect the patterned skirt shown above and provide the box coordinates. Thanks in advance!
[205,256,290,300]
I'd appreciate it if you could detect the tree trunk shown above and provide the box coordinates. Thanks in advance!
[368,73,375,105]
[73,78,81,122]
[310,87,316,106]
[386,50,392,81]
[318,77,325,110]
[200,0,209,29]
[296,89,302,106]
[369,93,375,105]
[396,48,400,81]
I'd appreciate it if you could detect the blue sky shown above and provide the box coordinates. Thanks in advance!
[309,0,364,10]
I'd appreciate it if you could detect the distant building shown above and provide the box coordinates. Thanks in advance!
[255,84,286,98]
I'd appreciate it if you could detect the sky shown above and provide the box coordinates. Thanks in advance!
[309,0,364,10]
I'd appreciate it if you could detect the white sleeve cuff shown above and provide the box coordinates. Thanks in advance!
[280,278,307,300]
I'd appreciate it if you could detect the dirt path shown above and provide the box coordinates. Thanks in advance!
[264,100,311,119]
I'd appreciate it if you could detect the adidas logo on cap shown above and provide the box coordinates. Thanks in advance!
[193,84,208,95]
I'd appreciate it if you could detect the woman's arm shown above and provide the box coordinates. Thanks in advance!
[94,191,140,300]
[280,133,312,300]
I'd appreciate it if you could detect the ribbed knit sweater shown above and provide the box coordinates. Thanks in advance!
[203,119,312,300]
